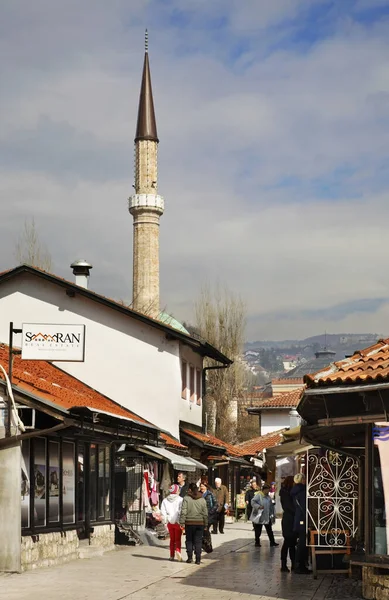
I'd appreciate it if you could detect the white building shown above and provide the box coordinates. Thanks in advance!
[246,388,304,436]
[0,265,230,439]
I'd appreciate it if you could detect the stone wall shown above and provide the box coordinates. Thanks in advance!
[89,523,115,549]
[362,566,389,599]
[21,530,79,571]
[21,524,115,571]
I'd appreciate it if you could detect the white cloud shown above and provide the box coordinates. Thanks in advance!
[1,1,389,341]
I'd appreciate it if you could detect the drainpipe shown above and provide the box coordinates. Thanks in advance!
[202,365,230,434]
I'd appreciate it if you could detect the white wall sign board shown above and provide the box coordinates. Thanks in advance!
[21,324,86,361]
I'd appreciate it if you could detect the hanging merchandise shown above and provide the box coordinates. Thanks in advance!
[161,462,172,498]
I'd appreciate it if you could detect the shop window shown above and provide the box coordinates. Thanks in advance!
[105,448,111,520]
[21,440,30,529]
[62,441,75,524]
[48,441,60,523]
[196,369,202,405]
[373,422,389,555]
[90,444,97,522]
[34,437,47,527]
[190,366,195,402]
[77,444,85,523]
[181,360,187,399]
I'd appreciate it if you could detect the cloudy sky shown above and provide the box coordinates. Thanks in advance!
[1,0,389,342]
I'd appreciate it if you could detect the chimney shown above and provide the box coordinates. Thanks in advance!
[70,260,93,289]
[289,408,301,430]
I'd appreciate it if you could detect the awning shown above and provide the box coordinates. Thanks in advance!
[141,446,207,472]
[265,440,314,458]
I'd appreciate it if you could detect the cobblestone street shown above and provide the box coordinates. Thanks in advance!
[0,523,362,600]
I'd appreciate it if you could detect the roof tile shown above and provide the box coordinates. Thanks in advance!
[181,429,243,457]
[235,429,285,455]
[259,388,304,408]
[305,338,389,387]
[0,344,154,428]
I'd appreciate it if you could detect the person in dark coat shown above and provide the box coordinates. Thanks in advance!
[199,482,217,527]
[177,472,188,498]
[279,476,297,572]
[245,480,259,521]
[291,473,310,574]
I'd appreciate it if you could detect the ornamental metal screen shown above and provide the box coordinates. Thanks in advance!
[306,449,359,547]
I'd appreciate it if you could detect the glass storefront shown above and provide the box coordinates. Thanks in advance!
[21,438,112,532]
[373,422,389,555]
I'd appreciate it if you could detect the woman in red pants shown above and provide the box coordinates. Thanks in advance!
[161,484,183,561]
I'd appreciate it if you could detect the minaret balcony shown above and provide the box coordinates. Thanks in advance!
[128,193,164,213]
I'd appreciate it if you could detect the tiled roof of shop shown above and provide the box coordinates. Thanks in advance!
[0,344,155,428]
[181,429,243,457]
[259,388,304,408]
[235,429,285,455]
[161,432,186,449]
[304,338,389,388]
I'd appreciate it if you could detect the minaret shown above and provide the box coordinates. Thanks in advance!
[129,30,164,317]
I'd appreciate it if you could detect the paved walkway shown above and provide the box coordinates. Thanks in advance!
[0,523,362,600]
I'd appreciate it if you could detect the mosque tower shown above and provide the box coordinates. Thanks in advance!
[129,30,164,317]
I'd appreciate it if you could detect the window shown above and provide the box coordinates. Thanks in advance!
[181,360,187,399]
[373,422,389,555]
[48,441,60,523]
[20,438,111,532]
[196,369,202,406]
[190,366,195,402]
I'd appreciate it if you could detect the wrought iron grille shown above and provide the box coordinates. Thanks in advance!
[306,449,359,547]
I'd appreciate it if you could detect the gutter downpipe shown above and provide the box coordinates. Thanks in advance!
[202,365,231,434]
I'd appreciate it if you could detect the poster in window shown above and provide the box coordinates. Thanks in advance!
[34,437,46,526]
[49,441,60,523]
[21,440,30,529]
[62,441,75,524]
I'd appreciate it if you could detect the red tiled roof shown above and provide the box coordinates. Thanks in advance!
[161,432,187,449]
[305,338,389,387]
[235,429,285,455]
[260,388,304,408]
[0,344,154,428]
[181,429,243,457]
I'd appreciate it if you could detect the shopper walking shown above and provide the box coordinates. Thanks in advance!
[251,483,279,547]
[160,484,183,561]
[279,476,297,572]
[291,473,310,574]
[179,483,208,565]
[212,477,229,534]
[245,480,259,521]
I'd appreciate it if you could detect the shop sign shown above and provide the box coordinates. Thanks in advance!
[21,323,86,361]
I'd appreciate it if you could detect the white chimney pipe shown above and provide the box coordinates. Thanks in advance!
[70,260,93,289]
[289,408,301,430]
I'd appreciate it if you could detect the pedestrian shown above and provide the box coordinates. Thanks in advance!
[199,482,217,527]
[212,477,229,534]
[291,473,310,574]
[179,482,208,565]
[251,483,279,547]
[279,475,297,572]
[160,484,183,562]
[177,471,188,498]
[245,480,259,521]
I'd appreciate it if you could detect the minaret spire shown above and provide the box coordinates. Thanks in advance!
[129,32,164,318]
[135,30,158,143]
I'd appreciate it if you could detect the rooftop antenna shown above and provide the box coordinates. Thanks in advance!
[145,28,148,53]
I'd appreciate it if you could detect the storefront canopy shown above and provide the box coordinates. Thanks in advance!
[141,446,208,472]
[265,439,314,458]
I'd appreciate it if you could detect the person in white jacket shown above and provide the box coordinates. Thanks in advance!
[161,484,183,561]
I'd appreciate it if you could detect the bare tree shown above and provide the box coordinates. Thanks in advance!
[194,284,248,443]
[15,218,52,272]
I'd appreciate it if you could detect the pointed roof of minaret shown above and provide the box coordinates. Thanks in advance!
[135,30,159,143]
